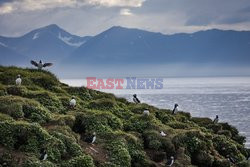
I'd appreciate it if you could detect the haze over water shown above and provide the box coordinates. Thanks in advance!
[61,77,250,147]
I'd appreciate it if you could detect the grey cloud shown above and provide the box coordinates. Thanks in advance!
[0,0,250,37]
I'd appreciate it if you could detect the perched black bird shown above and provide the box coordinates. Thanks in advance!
[31,60,53,70]
[84,132,96,144]
[213,115,219,124]
[39,148,48,161]
[166,156,174,166]
[133,94,140,104]
[226,155,236,163]
[172,104,178,114]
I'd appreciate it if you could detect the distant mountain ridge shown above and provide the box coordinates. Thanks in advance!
[0,24,91,65]
[0,24,250,76]
[68,26,250,65]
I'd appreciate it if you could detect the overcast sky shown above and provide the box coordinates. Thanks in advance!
[0,0,250,37]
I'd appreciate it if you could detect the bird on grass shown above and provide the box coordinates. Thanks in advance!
[213,115,219,124]
[143,109,150,116]
[31,60,53,70]
[166,156,174,166]
[172,104,178,114]
[85,132,96,144]
[15,74,22,86]
[226,155,236,164]
[39,148,48,161]
[160,131,167,137]
[133,94,140,104]
[69,97,76,109]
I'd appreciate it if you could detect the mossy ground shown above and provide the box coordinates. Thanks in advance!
[0,66,249,167]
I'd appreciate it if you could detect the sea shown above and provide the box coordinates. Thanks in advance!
[61,77,250,148]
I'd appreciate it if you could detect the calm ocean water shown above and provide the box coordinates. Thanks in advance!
[61,77,250,147]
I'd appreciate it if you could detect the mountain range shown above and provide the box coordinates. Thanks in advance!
[0,24,250,77]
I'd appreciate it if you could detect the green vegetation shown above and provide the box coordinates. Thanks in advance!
[0,66,249,167]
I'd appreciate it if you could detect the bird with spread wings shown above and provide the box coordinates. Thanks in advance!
[31,60,53,70]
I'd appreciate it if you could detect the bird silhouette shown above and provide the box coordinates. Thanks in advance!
[133,94,140,104]
[31,60,53,70]
[166,156,174,166]
[213,115,219,124]
[39,148,48,161]
[85,132,96,144]
[172,104,178,114]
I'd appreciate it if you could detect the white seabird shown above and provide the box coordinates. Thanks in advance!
[143,109,150,116]
[15,74,22,86]
[69,97,76,108]
[160,131,166,137]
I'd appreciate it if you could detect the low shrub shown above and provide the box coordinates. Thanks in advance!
[192,151,214,167]
[212,158,230,167]
[51,131,83,158]
[236,161,250,167]
[124,115,155,133]
[0,121,66,163]
[155,110,175,124]
[0,113,14,121]
[61,155,95,167]
[0,102,24,119]
[25,91,64,113]
[30,74,59,90]
[207,124,222,133]
[0,96,51,123]
[167,122,190,129]
[191,117,213,127]
[73,112,123,134]
[212,135,245,162]
[88,98,116,110]
[50,114,75,128]
[217,130,232,138]
[7,85,28,96]
[106,140,131,167]
[23,157,56,167]
[172,131,209,156]
[64,87,92,101]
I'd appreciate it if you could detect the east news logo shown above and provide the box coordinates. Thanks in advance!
[87,77,163,89]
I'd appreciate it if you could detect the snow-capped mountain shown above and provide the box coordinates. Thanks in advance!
[0,24,91,65]
[1,24,250,77]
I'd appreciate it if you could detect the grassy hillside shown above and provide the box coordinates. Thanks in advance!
[0,66,249,167]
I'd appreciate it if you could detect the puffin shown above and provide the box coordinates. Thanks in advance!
[160,131,167,137]
[85,132,96,144]
[143,109,150,116]
[172,104,178,114]
[166,156,174,166]
[31,60,53,70]
[15,74,22,86]
[39,148,48,161]
[226,155,235,163]
[69,97,76,108]
[213,115,219,124]
[133,94,140,104]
